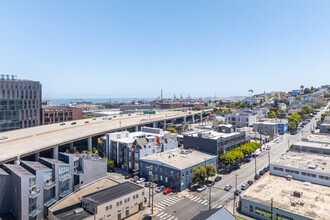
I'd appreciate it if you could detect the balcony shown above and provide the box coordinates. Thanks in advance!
[59,188,73,198]
[59,173,72,182]
[74,170,83,175]
[44,198,57,207]
[29,206,41,218]
[29,188,40,199]
[44,181,56,190]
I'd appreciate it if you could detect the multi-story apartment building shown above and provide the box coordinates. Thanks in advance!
[139,148,217,191]
[0,153,107,220]
[0,74,41,132]
[183,129,248,168]
[225,112,258,128]
[103,127,178,172]
[40,106,83,125]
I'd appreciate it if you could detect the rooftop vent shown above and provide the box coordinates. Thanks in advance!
[293,191,303,198]
[74,208,84,214]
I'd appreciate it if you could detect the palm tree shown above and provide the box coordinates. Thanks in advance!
[248,89,254,97]
[300,85,304,91]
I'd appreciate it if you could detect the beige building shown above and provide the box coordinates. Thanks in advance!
[51,181,144,220]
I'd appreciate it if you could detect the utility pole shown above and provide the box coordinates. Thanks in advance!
[233,174,238,215]
[151,174,154,215]
[288,139,290,150]
[271,198,273,220]
[268,148,270,167]
[254,154,257,177]
[208,187,211,210]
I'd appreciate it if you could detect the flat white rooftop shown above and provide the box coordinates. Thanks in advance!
[241,173,330,220]
[140,148,216,170]
[294,141,330,149]
[302,133,330,145]
[272,151,330,174]
[0,110,209,163]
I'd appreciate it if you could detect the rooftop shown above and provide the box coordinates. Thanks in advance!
[293,141,330,150]
[39,157,68,165]
[240,173,330,220]
[50,177,118,212]
[302,134,330,145]
[272,151,330,174]
[83,182,143,205]
[184,130,243,140]
[3,164,34,177]
[140,148,216,170]
[54,206,92,220]
[21,161,52,171]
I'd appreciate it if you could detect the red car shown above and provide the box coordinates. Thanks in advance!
[163,189,172,195]
[113,116,117,118]
[85,121,89,124]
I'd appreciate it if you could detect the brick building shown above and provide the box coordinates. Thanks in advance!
[41,106,83,125]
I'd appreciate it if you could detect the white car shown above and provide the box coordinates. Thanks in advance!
[197,185,206,192]
[266,146,270,150]
[136,178,145,184]
[224,185,232,191]
[0,136,8,140]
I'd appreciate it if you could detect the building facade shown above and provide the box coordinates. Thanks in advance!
[253,122,278,139]
[0,75,42,131]
[183,130,247,168]
[41,106,83,125]
[0,153,107,220]
[225,113,258,128]
[104,127,178,172]
[139,149,217,191]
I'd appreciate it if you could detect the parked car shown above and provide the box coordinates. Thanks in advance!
[71,122,77,125]
[214,176,222,182]
[102,117,107,120]
[190,185,199,192]
[224,185,232,191]
[125,174,132,179]
[85,121,89,124]
[206,181,215,187]
[155,186,165,193]
[145,182,150,187]
[263,167,269,172]
[131,176,139,182]
[142,216,152,220]
[108,117,112,120]
[113,116,117,118]
[241,183,249,190]
[234,190,241,196]
[259,170,265,176]
[247,180,254,186]
[163,189,172,195]
[144,197,147,203]
[197,185,206,192]
[0,136,8,140]
[92,118,97,120]
[254,174,261,180]
[60,123,65,126]
[266,146,270,150]
[136,178,145,184]
[128,114,131,116]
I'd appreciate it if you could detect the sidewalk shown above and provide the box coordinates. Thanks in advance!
[224,199,254,220]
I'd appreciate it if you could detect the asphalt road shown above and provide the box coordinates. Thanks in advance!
[145,104,328,220]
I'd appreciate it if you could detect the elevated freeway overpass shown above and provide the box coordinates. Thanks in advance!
[0,109,212,164]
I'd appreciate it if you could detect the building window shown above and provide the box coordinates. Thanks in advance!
[250,205,253,212]
[255,207,271,217]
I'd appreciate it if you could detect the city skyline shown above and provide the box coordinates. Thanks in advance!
[1,1,330,98]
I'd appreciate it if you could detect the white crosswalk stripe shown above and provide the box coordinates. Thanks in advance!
[200,200,208,205]
[156,212,164,217]
[156,204,166,210]
[158,212,168,218]
[167,216,175,220]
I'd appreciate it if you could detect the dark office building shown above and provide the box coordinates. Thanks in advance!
[0,74,41,131]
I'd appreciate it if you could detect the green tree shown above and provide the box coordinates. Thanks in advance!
[205,164,216,180]
[192,166,207,184]
[277,109,285,114]
[324,93,330,98]
[288,113,301,128]
[301,105,314,114]
[288,121,297,130]
[268,111,277,118]
[304,88,313,94]
[167,127,177,133]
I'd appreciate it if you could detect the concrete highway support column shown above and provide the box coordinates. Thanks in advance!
[164,120,167,130]
[88,137,92,152]
[53,146,59,159]
[135,126,139,132]
[106,135,110,159]
[192,115,195,123]
[69,142,74,153]
[34,152,40,161]
[153,122,157,128]
[200,113,203,122]
[183,116,186,123]
[116,142,120,165]
[14,156,20,165]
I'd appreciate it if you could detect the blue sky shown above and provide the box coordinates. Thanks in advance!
[1,1,330,99]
